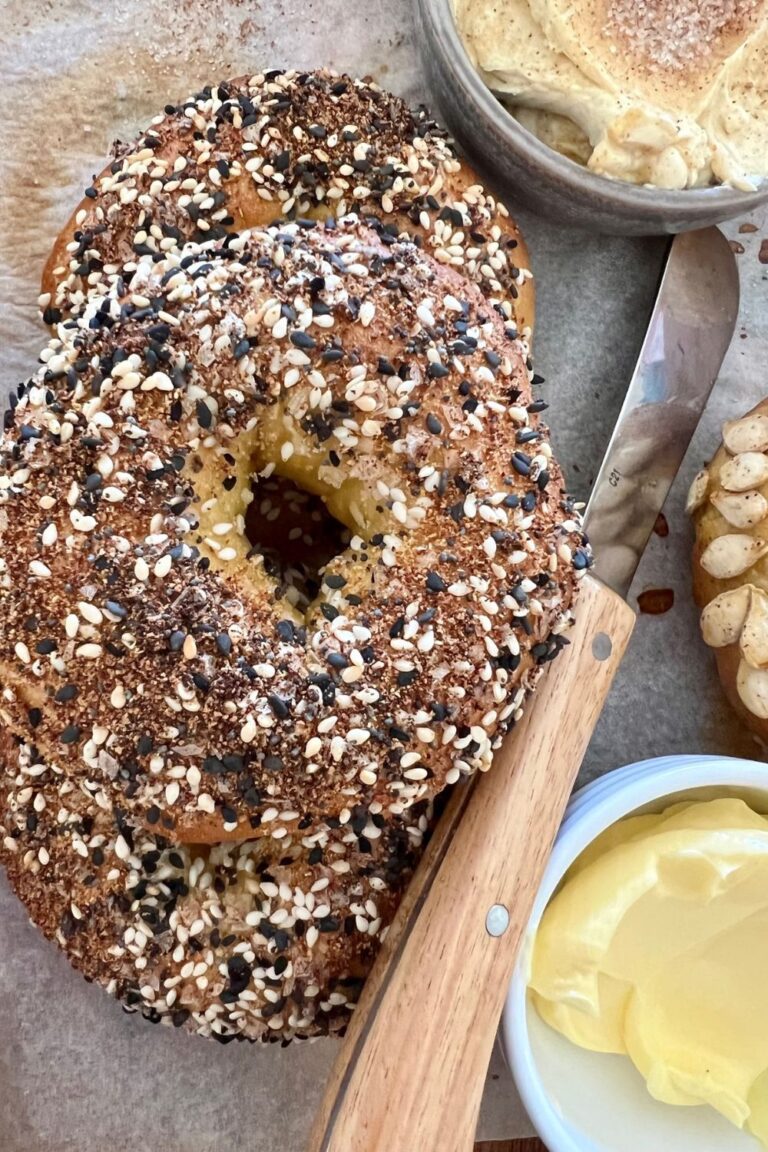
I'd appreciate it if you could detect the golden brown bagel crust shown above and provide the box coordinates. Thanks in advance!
[42,70,534,335]
[690,399,768,740]
[0,217,585,846]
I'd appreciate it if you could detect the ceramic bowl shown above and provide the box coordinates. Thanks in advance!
[502,754,768,1152]
[415,0,768,235]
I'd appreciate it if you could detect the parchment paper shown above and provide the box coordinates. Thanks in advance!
[1,0,767,1147]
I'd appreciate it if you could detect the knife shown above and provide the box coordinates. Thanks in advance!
[308,226,740,1152]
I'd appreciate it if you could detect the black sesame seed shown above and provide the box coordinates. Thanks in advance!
[196,399,213,429]
[573,549,590,570]
[55,683,78,703]
[267,694,290,719]
[389,616,405,639]
[222,805,238,824]
[324,572,346,589]
[276,620,295,643]
[105,600,127,619]
[60,725,81,745]
[216,633,232,656]
[290,330,316,350]
[426,413,442,435]
[168,630,185,652]
[426,362,449,379]
[511,452,531,476]
[397,669,418,688]
[136,733,153,756]
[35,638,57,655]
[426,571,447,593]
[327,651,349,669]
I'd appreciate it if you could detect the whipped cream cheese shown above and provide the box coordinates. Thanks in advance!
[456,0,768,190]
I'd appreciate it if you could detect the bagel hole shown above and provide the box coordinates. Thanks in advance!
[245,473,350,606]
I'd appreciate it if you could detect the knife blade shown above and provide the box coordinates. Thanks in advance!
[309,227,739,1152]
[585,226,740,598]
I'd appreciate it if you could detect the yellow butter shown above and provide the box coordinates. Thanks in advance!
[530,798,768,1145]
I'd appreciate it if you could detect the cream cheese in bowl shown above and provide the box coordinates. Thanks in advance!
[455,0,768,191]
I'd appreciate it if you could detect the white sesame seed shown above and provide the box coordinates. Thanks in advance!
[154,555,173,578]
[404,767,428,781]
[359,300,376,327]
[110,684,126,709]
[76,643,103,660]
[14,642,30,664]
[114,835,131,861]
[78,601,103,625]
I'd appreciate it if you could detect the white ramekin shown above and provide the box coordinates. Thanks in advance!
[502,755,768,1152]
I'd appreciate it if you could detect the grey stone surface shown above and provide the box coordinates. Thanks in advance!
[0,0,766,1145]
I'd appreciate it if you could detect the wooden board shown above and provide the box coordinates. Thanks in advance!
[475,1141,546,1151]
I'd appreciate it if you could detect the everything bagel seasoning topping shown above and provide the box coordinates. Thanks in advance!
[1,71,585,1042]
[1,217,585,846]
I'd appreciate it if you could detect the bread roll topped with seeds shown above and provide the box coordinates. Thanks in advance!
[690,401,768,736]
[0,72,587,1040]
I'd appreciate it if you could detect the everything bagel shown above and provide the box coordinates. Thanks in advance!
[0,71,588,1040]
[1,216,584,845]
[42,70,534,334]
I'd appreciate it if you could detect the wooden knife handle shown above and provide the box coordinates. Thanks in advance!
[308,575,635,1152]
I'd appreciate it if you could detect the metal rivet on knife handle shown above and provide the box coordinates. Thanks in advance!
[485,905,510,938]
